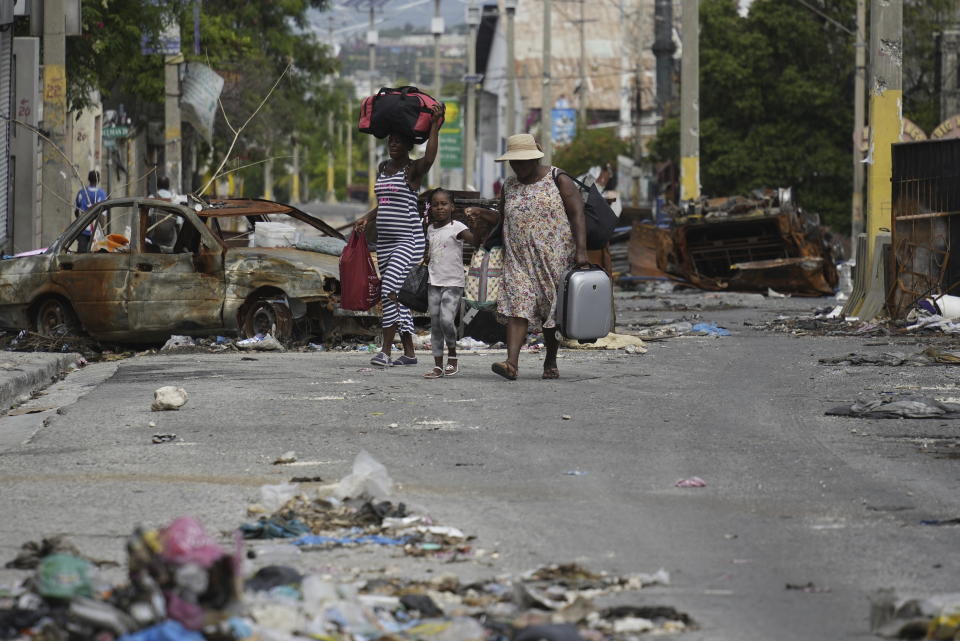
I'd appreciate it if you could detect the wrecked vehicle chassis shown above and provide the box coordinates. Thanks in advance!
[0,198,348,343]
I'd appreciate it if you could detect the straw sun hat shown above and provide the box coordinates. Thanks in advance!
[495,134,544,162]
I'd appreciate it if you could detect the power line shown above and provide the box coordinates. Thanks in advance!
[793,0,855,35]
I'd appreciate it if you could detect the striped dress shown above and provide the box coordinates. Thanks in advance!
[375,164,425,334]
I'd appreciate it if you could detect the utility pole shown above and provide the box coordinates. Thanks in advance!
[430,0,443,188]
[679,0,699,202]
[577,0,586,125]
[291,135,301,204]
[851,0,866,254]
[367,4,377,203]
[865,0,902,264]
[652,0,675,112]
[464,1,479,190]
[505,0,517,136]
[40,0,69,246]
[165,55,183,192]
[326,112,336,202]
[541,0,553,164]
[346,104,353,188]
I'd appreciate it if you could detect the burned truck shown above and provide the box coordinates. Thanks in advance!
[629,189,839,296]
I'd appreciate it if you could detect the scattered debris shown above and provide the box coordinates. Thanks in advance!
[160,335,196,351]
[150,386,189,411]
[919,518,960,526]
[237,334,284,351]
[826,396,960,419]
[785,582,831,593]
[273,451,298,465]
[559,333,647,351]
[870,588,960,639]
[151,434,177,444]
[675,477,707,488]
[0,454,693,641]
[821,347,960,366]
[691,322,730,337]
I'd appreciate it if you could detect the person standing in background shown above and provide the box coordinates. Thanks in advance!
[74,170,107,252]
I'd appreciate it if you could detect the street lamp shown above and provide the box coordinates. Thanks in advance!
[464,2,481,190]
[504,0,516,137]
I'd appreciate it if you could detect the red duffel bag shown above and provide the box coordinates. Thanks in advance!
[358,86,443,144]
[339,231,380,311]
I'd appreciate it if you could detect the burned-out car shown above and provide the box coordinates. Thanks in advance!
[0,197,349,343]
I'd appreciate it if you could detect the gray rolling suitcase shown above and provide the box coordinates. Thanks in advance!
[555,266,613,341]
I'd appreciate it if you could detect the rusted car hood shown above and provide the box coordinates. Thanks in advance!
[223,247,340,299]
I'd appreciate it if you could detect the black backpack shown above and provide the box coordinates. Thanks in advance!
[552,169,620,250]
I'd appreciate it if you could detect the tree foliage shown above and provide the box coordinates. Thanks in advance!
[676,0,855,229]
[553,127,629,178]
[62,1,168,114]
[649,0,954,231]
[55,0,342,196]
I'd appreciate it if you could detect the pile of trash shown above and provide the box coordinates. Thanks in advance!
[1,517,243,641]
[870,589,960,639]
[0,330,102,360]
[0,531,689,640]
[241,452,475,560]
[0,451,693,640]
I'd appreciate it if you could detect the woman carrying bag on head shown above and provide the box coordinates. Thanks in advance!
[354,103,445,368]
[465,134,590,381]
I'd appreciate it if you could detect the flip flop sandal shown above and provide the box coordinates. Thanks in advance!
[491,361,517,380]
[444,361,459,377]
[423,366,444,379]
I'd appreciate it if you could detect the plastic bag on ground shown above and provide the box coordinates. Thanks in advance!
[37,553,94,599]
[333,450,394,500]
[237,334,283,351]
[259,482,299,512]
[158,516,226,568]
[116,620,205,641]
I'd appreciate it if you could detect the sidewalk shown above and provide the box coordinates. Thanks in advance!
[0,351,83,412]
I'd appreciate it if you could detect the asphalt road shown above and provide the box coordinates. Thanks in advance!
[1,289,958,640]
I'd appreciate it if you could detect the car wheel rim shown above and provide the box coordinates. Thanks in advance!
[252,305,276,336]
[37,301,69,336]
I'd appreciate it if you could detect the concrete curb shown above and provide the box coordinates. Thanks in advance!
[0,352,83,412]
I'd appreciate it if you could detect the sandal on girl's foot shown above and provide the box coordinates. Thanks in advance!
[491,361,517,380]
[444,359,459,377]
[423,366,444,379]
[370,352,392,367]
[542,367,560,379]
[393,354,418,366]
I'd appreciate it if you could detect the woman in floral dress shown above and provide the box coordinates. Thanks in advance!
[466,134,589,380]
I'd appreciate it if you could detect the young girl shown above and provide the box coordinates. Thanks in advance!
[424,189,475,378]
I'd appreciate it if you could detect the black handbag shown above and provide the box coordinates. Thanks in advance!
[397,264,429,313]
